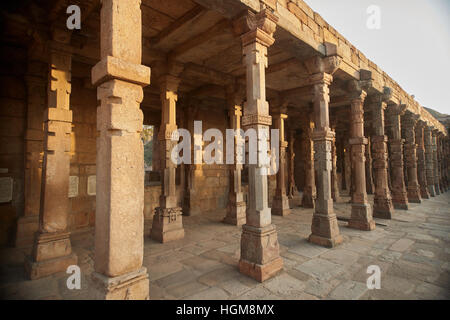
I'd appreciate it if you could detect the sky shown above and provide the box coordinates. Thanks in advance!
[303,0,450,115]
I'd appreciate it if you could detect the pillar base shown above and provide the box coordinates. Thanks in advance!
[393,202,409,210]
[373,197,394,219]
[435,184,441,195]
[239,224,283,282]
[428,185,436,197]
[91,267,149,300]
[15,215,39,248]
[301,193,315,208]
[309,213,343,248]
[349,203,376,231]
[223,202,246,226]
[420,188,430,199]
[151,207,184,243]
[271,195,291,216]
[407,188,422,203]
[288,193,302,207]
[25,231,77,280]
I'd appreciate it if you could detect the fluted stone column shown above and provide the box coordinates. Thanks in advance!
[272,112,291,216]
[402,113,422,203]
[238,10,283,282]
[415,121,430,199]
[370,94,394,219]
[432,129,441,195]
[304,55,343,248]
[224,89,246,226]
[331,127,341,202]
[348,89,375,231]
[90,0,150,299]
[365,137,375,194]
[424,126,436,196]
[386,105,409,209]
[25,38,77,279]
[151,73,185,243]
[301,110,316,208]
[16,59,46,247]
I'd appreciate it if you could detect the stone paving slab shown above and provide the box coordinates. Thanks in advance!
[1,193,450,300]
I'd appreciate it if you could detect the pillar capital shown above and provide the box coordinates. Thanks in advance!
[239,9,278,47]
[304,55,342,76]
[386,103,407,117]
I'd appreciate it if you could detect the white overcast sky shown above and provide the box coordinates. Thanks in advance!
[303,0,450,115]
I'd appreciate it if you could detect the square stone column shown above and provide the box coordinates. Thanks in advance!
[303,56,343,247]
[90,0,150,300]
[151,74,185,243]
[431,129,441,195]
[402,112,422,203]
[415,121,430,199]
[301,110,316,208]
[348,89,375,231]
[424,126,436,196]
[365,137,375,195]
[287,128,301,206]
[25,39,77,279]
[386,105,409,209]
[272,111,291,216]
[16,58,46,247]
[224,87,246,226]
[238,10,283,282]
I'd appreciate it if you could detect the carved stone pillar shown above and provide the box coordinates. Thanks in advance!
[365,137,375,194]
[424,126,436,196]
[287,129,300,206]
[224,88,246,226]
[272,112,291,216]
[386,105,409,209]
[25,39,77,279]
[301,111,316,208]
[402,113,422,203]
[415,121,430,198]
[369,93,394,219]
[16,58,46,247]
[432,130,441,195]
[348,89,375,231]
[331,127,341,202]
[151,73,185,243]
[238,10,283,282]
[437,133,445,193]
[90,0,150,299]
[304,55,343,247]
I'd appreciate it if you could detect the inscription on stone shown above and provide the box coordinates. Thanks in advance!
[0,177,13,203]
[69,176,79,198]
[87,175,96,196]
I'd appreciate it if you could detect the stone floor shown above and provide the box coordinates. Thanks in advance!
[1,192,450,300]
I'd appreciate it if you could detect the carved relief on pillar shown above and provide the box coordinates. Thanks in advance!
[287,128,301,207]
[304,56,343,248]
[431,129,441,195]
[330,126,341,203]
[347,85,375,231]
[386,104,409,209]
[402,112,422,203]
[300,108,316,208]
[415,120,430,199]
[424,126,436,196]
[236,9,283,282]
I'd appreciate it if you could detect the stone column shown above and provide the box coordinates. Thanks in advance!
[272,112,291,216]
[238,10,283,282]
[287,129,299,200]
[370,94,394,219]
[224,90,246,226]
[90,0,150,299]
[365,137,375,194]
[438,133,445,193]
[151,73,185,242]
[25,39,77,279]
[432,129,441,195]
[424,126,436,196]
[386,105,409,209]
[348,89,375,231]
[16,59,46,247]
[301,109,316,208]
[415,121,430,199]
[331,127,341,202]
[402,113,422,203]
[304,55,343,247]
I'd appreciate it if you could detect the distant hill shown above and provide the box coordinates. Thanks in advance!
[424,107,450,130]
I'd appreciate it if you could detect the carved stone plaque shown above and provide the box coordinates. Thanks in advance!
[87,175,96,196]
[0,177,13,203]
[69,176,79,198]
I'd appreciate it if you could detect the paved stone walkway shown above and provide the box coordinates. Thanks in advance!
[1,193,449,300]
